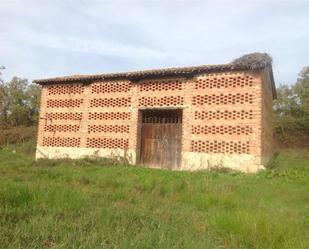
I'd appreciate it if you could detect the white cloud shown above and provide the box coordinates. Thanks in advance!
[24,33,167,59]
[0,0,308,84]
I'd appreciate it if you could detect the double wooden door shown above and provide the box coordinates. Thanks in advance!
[140,110,182,169]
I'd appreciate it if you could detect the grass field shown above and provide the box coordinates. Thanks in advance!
[0,145,308,249]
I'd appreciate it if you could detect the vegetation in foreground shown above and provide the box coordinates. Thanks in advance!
[0,145,308,249]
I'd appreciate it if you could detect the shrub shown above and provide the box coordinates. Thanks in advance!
[0,126,37,145]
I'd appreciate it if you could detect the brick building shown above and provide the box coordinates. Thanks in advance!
[34,53,276,172]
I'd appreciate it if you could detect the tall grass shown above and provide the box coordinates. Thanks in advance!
[0,148,308,249]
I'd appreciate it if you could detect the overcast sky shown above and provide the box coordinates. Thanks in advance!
[1,0,308,85]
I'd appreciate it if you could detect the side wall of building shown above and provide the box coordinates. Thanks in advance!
[36,70,267,172]
[260,68,275,165]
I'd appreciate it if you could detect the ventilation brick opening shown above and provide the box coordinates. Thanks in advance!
[191,140,250,154]
[47,85,84,95]
[46,99,84,108]
[139,96,184,107]
[192,93,253,105]
[42,137,81,147]
[90,97,131,108]
[139,79,182,92]
[86,138,129,149]
[195,75,254,89]
[88,125,130,134]
[45,112,83,120]
[192,125,253,135]
[195,110,253,120]
[91,81,131,94]
[88,112,131,120]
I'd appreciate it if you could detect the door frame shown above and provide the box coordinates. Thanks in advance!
[137,108,183,169]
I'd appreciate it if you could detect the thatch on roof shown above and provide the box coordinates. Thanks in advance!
[33,52,273,84]
[231,53,272,70]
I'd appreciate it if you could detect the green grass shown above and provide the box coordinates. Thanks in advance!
[0,146,308,249]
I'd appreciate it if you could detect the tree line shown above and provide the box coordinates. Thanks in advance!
[0,65,308,147]
[274,66,309,147]
[0,69,40,128]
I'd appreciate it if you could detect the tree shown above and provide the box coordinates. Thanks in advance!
[0,66,4,83]
[293,66,309,133]
[0,66,8,125]
[273,84,298,137]
[24,83,41,124]
[0,76,41,128]
[273,66,309,146]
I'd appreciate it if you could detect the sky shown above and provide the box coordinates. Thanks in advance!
[0,0,309,85]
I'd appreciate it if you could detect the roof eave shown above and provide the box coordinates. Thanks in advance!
[33,52,274,85]
[33,65,266,85]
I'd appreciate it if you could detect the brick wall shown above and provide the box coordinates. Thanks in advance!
[36,69,273,172]
[260,68,275,165]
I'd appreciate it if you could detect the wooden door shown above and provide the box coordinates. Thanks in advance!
[140,110,182,169]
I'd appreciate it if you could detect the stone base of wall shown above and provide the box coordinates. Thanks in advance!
[181,152,264,173]
[36,146,137,164]
[36,146,265,173]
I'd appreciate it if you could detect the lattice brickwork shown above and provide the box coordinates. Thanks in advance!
[47,85,84,95]
[44,124,80,133]
[37,68,267,171]
[195,75,254,89]
[45,112,83,120]
[42,137,81,147]
[88,125,129,133]
[88,112,131,120]
[192,93,253,105]
[191,140,250,154]
[91,81,130,94]
[46,99,83,108]
[191,73,255,155]
[90,97,131,108]
[86,138,129,149]
[139,79,182,92]
[139,96,184,107]
[195,110,253,120]
[192,125,252,135]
